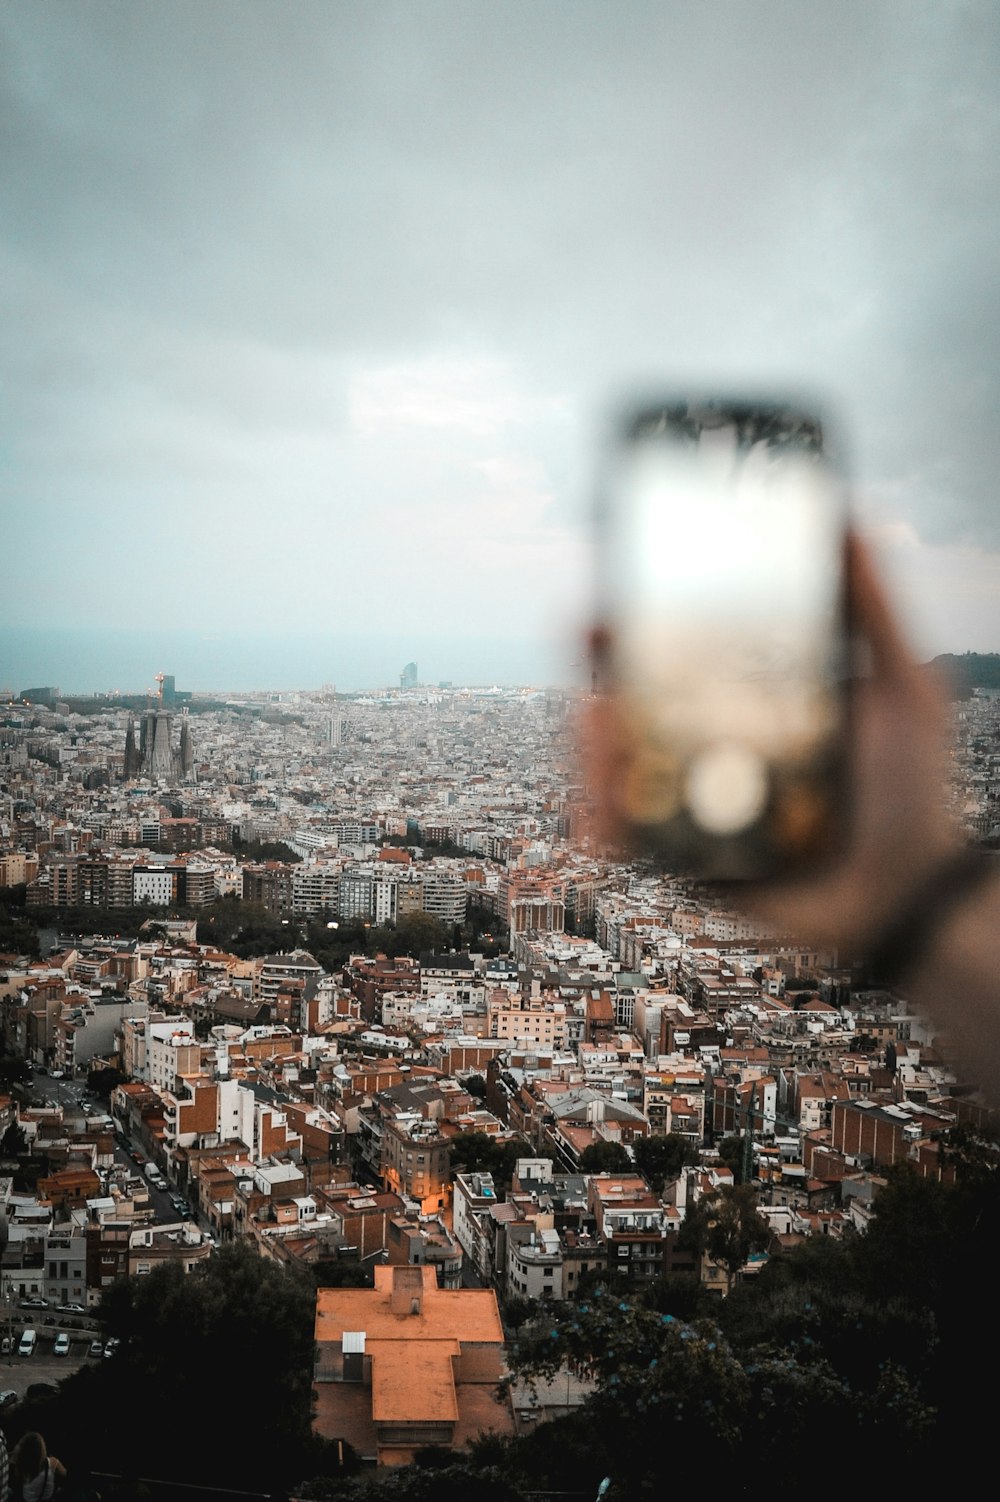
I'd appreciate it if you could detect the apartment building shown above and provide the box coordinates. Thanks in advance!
[588,1174,691,1285]
[314,1263,513,1466]
[241,860,294,914]
[381,1112,452,1214]
[255,950,323,1006]
[291,862,341,916]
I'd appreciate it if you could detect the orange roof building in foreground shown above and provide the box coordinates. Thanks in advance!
[314,1263,515,1466]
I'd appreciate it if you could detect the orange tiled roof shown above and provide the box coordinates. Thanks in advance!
[369,1339,461,1422]
[316,1264,503,1347]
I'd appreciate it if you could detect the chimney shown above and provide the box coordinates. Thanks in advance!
[389,1264,425,1315]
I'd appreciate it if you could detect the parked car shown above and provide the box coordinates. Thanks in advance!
[103,1338,120,1359]
[171,1196,189,1215]
[54,1333,70,1357]
[88,1339,104,1358]
[49,1070,65,1080]
[20,1298,47,1310]
[0,1391,17,1409]
[56,1303,86,1314]
[0,1337,11,1355]
[18,1329,36,1357]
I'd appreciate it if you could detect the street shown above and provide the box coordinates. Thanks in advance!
[25,1074,196,1224]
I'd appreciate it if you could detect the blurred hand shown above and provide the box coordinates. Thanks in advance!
[735,531,959,956]
[581,532,960,958]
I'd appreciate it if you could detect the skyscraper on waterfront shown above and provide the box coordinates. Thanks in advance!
[400,661,418,689]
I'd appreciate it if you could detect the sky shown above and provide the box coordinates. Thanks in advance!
[2,1,999,693]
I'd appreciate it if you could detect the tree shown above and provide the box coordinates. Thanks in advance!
[65,1241,320,1491]
[87,1066,125,1099]
[638,1272,714,1322]
[450,1132,535,1191]
[312,1258,374,1289]
[715,1133,745,1182]
[577,1140,632,1174]
[680,1184,771,1293]
[504,1284,935,1491]
[394,911,451,956]
[0,1121,27,1157]
[0,1055,32,1089]
[0,895,40,958]
[230,834,302,863]
[632,1133,699,1190]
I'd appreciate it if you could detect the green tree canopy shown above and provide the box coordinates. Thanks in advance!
[499,1287,934,1493]
[450,1132,535,1190]
[715,1133,745,1182]
[0,1054,32,1088]
[577,1140,633,1174]
[0,1120,28,1157]
[631,1132,699,1190]
[0,894,40,958]
[59,1242,321,1491]
[680,1183,771,1293]
[86,1066,125,1098]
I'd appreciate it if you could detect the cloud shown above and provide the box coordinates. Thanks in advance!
[2,0,999,680]
[349,359,550,438]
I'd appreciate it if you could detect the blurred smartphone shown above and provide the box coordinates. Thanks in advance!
[594,397,849,880]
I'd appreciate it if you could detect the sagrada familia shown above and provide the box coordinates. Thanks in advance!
[123,709,194,783]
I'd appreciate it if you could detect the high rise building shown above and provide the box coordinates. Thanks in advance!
[400,661,418,689]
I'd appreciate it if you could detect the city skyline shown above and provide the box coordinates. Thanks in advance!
[2,625,574,698]
[4,4,1000,687]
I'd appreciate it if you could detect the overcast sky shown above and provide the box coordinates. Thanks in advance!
[2,1,999,692]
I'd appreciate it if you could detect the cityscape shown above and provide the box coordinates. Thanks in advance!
[4,2,1000,1497]
[0,658,997,1493]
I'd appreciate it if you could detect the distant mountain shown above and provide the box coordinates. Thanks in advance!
[926,652,1000,699]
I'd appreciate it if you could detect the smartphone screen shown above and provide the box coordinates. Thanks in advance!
[596,399,848,879]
